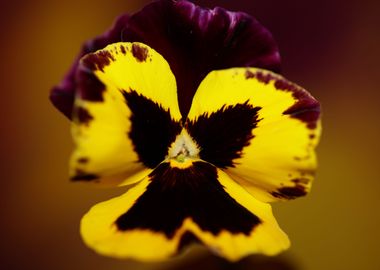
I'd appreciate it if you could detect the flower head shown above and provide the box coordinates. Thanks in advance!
[51,0,321,262]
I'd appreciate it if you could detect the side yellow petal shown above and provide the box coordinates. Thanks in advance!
[187,68,321,202]
[70,42,182,186]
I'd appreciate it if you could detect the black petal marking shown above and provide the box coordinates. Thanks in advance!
[77,157,89,164]
[244,70,320,129]
[76,67,106,102]
[115,162,261,238]
[275,78,320,130]
[71,169,99,181]
[75,51,116,102]
[81,51,115,72]
[271,184,307,200]
[74,107,93,125]
[244,70,275,84]
[120,44,127,55]
[245,70,255,79]
[186,102,261,168]
[123,89,181,168]
[132,44,149,62]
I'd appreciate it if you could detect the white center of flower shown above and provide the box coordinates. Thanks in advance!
[167,129,200,162]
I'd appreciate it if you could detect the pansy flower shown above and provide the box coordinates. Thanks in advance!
[51,0,321,262]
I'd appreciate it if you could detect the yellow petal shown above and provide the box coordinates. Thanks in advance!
[70,42,182,186]
[187,68,321,202]
[80,161,289,261]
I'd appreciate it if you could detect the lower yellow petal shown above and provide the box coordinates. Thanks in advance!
[80,178,180,260]
[80,161,289,261]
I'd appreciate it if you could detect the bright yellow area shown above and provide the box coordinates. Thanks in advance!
[94,42,182,121]
[70,42,181,186]
[188,68,321,202]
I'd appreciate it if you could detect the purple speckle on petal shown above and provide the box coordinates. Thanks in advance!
[81,51,115,72]
[74,107,93,125]
[132,44,149,62]
[76,66,106,102]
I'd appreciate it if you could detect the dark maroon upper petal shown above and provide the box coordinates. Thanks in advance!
[51,0,280,119]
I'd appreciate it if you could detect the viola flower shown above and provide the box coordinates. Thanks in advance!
[51,0,321,262]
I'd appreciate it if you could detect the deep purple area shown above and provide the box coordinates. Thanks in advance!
[50,0,280,119]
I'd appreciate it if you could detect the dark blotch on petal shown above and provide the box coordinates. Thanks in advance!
[123,89,181,168]
[187,101,261,168]
[74,107,93,125]
[283,100,320,129]
[245,70,320,129]
[115,162,261,238]
[271,185,307,200]
[244,69,275,84]
[71,169,99,181]
[245,70,255,79]
[276,78,320,129]
[131,43,148,62]
[77,157,89,164]
[76,66,106,102]
[120,44,127,55]
[81,51,115,72]
[255,71,275,84]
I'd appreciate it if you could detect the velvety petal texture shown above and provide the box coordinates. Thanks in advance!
[52,0,321,263]
[70,42,182,185]
[50,0,280,118]
[187,68,321,202]
[68,42,320,261]
[81,160,289,262]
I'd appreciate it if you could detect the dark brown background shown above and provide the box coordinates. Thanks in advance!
[1,0,379,269]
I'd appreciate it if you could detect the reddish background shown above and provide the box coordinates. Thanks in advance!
[1,0,379,269]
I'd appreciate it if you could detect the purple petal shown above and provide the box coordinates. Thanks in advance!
[51,0,280,119]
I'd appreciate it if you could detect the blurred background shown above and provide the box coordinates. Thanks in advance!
[0,0,379,269]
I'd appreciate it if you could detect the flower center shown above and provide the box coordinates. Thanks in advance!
[167,129,200,163]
